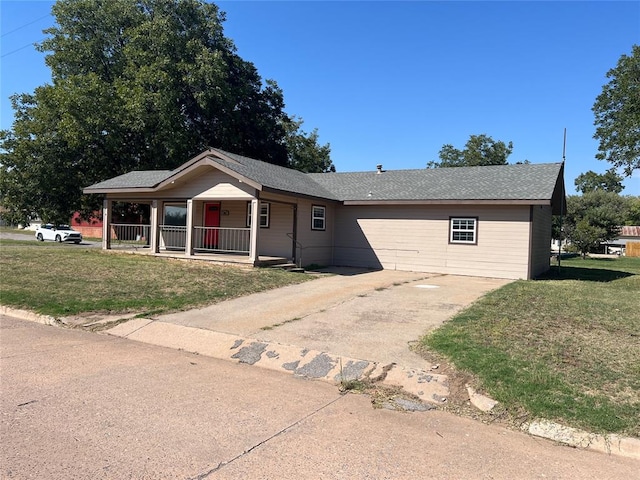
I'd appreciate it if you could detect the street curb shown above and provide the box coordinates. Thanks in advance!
[0,306,58,326]
[104,318,450,406]
[3,306,639,459]
[524,420,640,460]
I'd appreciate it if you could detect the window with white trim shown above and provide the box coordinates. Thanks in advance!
[450,217,477,244]
[247,202,270,228]
[312,205,326,231]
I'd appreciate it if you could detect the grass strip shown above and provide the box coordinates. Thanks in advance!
[422,256,640,437]
[0,240,312,317]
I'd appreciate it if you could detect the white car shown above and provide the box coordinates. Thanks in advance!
[35,224,82,244]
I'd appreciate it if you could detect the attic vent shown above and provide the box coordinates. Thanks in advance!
[376,164,383,174]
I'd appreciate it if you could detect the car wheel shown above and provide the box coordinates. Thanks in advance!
[37,233,44,241]
[55,234,62,243]
[74,240,81,244]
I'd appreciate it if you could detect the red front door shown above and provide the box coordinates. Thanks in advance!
[204,203,220,248]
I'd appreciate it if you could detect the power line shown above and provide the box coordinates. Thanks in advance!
[1,41,45,59]
[1,14,51,38]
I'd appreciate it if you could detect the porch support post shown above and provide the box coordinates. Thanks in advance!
[185,199,194,256]
[101,199,111,250]
[150,200,159,253]
[249,198,259,264]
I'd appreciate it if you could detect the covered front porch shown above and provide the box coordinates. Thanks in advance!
[101,197,298,267]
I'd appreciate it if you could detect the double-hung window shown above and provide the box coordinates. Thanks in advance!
[247,202,270,228]
[312,205,326,231]
[449,217,477,244]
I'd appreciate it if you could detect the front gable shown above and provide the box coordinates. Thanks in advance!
[157,164,256,200]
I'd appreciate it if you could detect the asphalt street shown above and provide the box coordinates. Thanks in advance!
[0,230,100,246]
[2,314,637,479]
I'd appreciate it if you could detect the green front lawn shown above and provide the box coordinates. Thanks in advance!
[422,256,640,437]
[0,239,312,317]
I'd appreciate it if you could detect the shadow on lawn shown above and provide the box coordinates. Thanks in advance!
[540,265,634,282]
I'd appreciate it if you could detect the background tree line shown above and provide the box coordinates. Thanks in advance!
[0,0,334,226]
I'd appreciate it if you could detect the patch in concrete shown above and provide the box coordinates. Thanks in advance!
[266,350,279,359]
[295,353,336,378]
[334,360,370,382]
[230,342,267,365]
[282,360,300,371]
[394,398,436,412]
[230,339,243,350]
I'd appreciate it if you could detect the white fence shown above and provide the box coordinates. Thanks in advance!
[159,225,187,250]
[111,224,151,248]
[192,226,250,254]
[111,224,251,255]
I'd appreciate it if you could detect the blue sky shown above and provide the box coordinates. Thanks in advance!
[1,1,639,195]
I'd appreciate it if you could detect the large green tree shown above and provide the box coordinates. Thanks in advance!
[0,0,333,225]
[592,45,640,176]
[574,168,624,194]
[427,134,514,168]
[564,191,629,257]
[625,196,640,225]
[284,117,335,173]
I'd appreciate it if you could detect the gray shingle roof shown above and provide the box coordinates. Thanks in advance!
[210,149,340,200]
[307,163,564,201]
[85,149,563,203]
[85,170,173,190]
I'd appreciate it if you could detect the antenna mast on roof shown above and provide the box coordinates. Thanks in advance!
[558,128,567,273]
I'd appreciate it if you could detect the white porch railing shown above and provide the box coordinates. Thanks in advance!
[192,226,250,254]
[159,225,187,250]
[111,223,151,247]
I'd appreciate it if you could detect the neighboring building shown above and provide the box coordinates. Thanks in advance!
[604,226,640,256]
[71,212,104,238]
[84,148,566,280]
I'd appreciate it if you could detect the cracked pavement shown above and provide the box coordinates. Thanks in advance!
[3,314,638,479]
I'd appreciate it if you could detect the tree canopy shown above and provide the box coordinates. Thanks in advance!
[427,134,514,168]
[592,45,640,176]
[564,191,628,257]
[574,168,624,194]
[284,117,335,173]
[0,0,333,225]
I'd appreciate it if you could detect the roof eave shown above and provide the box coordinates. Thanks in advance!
[342,199,552,206]
[83,187,157,194]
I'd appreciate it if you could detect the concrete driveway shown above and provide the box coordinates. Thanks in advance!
[155,268,511,370]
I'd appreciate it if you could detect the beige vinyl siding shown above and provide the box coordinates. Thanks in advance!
[258,202,295,258]
[334,205,532,279]
[295,200,335,267]
[529,205,553,278]
[191,201,248,228]
[220,202,249,229]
